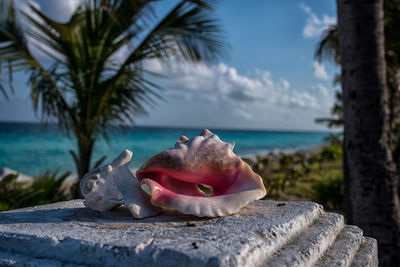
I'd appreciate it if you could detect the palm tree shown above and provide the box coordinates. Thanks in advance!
[316,0,400,198]
[337,0,400,265]
[0,0,226,197]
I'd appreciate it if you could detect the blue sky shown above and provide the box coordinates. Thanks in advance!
[0,0,339,131]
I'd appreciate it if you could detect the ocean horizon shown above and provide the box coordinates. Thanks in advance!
[0,122,332,177]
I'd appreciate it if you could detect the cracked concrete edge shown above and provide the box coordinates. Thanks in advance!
[315,225,364,267]
[265,212,344,267]
[351,237,378,267]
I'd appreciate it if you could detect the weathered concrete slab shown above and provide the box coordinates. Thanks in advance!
[266,213,344,267]
[316,225,363,267]
[0,200,377,266]
[351,237,378,267]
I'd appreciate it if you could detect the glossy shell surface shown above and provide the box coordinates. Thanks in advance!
[136,130,266,217]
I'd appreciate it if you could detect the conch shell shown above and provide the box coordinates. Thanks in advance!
[80,150,161,219]
[136,129,266,217]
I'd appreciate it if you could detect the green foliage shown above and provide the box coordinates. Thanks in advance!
[251,151,315,197]
[312,175,344,211]
[248,143,344,212]
[276,152,312,192]
[0,171,70,211]
[319,145,342,161]
[252,155,270,173]
[324,133,343,147]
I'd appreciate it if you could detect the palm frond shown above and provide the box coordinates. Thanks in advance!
[314,118,343,128]
[0,0,70,122]
[118,0,225,71]
[315,90,343,128]
[315,25,340,65]
[0,0,36,92]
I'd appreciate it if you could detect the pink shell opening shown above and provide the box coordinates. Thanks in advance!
[136,130,266,217]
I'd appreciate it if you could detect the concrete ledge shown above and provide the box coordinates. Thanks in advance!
[316,225,363,266]
[351,237,378,267]
[0,200,377,266]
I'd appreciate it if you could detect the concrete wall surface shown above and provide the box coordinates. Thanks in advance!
[0,200,378,266]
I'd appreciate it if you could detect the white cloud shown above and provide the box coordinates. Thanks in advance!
[147,61,307,112]
[63,0,82,13]
[12,0,49,59]
[13,0,41,25]
[38,0,82,22]
[10,0,83,61]
[140,60,334,130]
[315,84,329,97]
[15,0,82,23]
[313,61,329,80]
[300,3,336,38]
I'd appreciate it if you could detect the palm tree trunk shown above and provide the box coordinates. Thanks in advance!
[390,71,400,196]
[70,136,95,199]
[337,0,400,265]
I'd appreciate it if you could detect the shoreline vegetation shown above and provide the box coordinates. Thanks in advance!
[244,141,343,213]
[0,135,343,213]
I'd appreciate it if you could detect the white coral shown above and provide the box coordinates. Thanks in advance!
[80,150,161,219]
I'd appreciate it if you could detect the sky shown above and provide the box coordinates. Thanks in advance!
[0,0,339,131]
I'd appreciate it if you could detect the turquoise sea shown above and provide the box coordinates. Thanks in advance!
[0,122,331,177]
